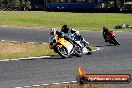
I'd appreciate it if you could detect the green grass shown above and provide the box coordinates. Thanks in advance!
[0,11,132,31]
[0,41,56,60]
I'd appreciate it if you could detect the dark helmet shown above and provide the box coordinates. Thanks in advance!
[61,25,69,33]
[103,27,109,32]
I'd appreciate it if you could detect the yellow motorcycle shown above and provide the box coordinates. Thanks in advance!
[49,34,82,58]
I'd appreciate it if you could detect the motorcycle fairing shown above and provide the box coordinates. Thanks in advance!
[58,37,73,54]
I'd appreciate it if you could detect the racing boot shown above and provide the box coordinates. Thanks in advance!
[82,39,89,46]
[82,39,92,54]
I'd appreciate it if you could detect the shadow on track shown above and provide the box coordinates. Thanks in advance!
[105,44,120,46]
[105,44,116,46]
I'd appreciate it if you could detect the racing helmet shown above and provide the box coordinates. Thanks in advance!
[49,28,56,36]
[61,25,69,33]
[103,27,108,32]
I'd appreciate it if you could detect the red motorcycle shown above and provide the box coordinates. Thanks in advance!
[105,31,120,45]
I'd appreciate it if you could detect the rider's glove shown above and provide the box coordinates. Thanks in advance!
[71,29,76,33]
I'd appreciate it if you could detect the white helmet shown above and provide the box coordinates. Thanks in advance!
[49,28,56,36]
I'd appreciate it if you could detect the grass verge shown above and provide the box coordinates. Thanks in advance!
[0,11,132,31]
[0,41,56,60]
[0,41,98,60]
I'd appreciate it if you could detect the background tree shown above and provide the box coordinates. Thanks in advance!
[0,0,31,10]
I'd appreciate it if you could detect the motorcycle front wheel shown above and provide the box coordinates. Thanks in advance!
[56,45,69,58]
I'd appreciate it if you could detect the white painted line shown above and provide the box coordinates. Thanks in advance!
[0,59,9,61]
[19,56,50,60]
[27,56,51,59]
[39,56,51,58]
[30,42,35,44]
[62,82,67,84]
[52,83,61,85]
[26,57,36,59]
[70,81,77,83]
[42,43,47,44]
[15,87,23,88]
[61,82,70,84]
[0,56,51,62]
[23,86,31,88]
[32,85,40,87]
[11,59,19,61]
[41,84,50,86]
[19,57,35,60]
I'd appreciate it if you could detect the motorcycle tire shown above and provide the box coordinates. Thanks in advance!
[75,46,83,57]
[112,37,120,45]
[56,45,69,58]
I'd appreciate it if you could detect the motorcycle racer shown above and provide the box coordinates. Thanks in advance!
[61,25,89,47]
[49,26,92,54]
[102,27,120,45]
[102,27,112,43]
[49,27,76,46]
[49,28,83,58]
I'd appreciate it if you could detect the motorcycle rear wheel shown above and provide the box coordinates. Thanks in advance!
[75,46,83,57]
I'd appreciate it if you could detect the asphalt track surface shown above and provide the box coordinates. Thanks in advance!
[0,27,132,88]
